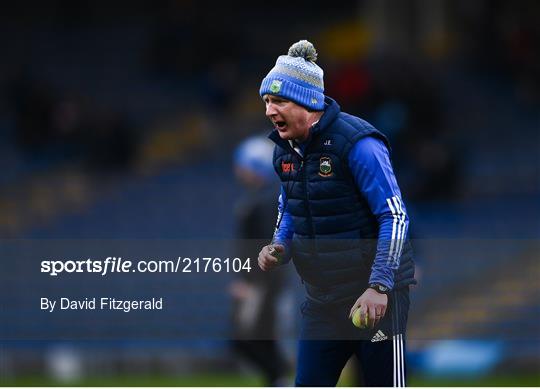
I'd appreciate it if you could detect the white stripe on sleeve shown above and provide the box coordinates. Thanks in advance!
[392,196,407,264]
[386,197,398,266]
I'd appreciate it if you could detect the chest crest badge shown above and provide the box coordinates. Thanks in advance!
[319,156,333,177]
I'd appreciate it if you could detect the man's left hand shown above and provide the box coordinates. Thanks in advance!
[349,288,388,329]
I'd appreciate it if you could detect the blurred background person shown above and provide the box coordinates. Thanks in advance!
[229,135,291,386]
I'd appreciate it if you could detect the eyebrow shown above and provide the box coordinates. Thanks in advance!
[265,96,286,103]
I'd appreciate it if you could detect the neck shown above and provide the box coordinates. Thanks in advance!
[309,111,324,127]
[297,111,324,142]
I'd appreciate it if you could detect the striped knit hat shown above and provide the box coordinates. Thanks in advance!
[260,40,325,111]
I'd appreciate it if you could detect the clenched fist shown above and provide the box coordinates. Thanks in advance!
[258,244,284,271]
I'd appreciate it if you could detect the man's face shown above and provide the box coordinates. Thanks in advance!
[263,94,311,141]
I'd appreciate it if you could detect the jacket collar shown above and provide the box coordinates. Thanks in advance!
[312,96,341,135]
[268,96,341,149]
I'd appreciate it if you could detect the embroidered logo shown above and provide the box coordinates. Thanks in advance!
[323,139,332,146]
[281,161,294,173]
[270,80,282,94]
[318,157,332,177]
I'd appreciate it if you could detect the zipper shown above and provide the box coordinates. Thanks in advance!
[284,138,316,258]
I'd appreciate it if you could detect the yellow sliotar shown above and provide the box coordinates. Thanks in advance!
[352,309,369,329]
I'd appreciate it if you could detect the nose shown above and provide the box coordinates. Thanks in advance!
[266,102,277,117]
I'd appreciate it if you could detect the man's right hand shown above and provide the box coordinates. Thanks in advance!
[258,244,284,271]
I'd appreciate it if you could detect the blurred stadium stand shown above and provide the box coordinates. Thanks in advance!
[0,0,538,384]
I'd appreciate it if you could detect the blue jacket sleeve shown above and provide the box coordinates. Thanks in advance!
[349,137,409,290]
[271,186,293,263]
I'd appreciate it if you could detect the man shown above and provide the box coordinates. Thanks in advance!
[257,40,415,387]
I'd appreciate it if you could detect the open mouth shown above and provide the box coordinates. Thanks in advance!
[274,121,287,131]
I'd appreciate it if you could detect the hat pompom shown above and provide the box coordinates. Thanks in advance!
[288,40,318,62]
[260,39,325,110]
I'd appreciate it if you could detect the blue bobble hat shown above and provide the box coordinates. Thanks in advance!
[260,40,325,111]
